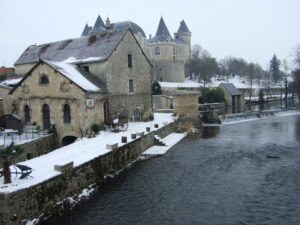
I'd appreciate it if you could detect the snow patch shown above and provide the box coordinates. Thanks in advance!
[142,132,186,155]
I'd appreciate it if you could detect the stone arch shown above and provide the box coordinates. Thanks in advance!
[61,135,77,146]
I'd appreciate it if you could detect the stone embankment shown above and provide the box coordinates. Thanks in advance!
[0,121,178,225]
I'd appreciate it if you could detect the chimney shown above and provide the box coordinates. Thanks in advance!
[106,17,112,32]
[149,34,152,39]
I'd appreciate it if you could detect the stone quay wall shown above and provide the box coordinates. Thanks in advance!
[0,121,178,225]
[0,134,58,168]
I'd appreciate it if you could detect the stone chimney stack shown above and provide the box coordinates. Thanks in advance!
[106,17,112,32]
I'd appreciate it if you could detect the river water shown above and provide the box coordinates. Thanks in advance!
[48,112,300,225]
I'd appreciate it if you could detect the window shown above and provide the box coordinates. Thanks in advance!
[40,75,49,85]
[42,104,50,129]
[64,104,71,123]
[128,54,132,68]
[129,79,134,92]
[24,105,30,122]
[155,47,160,55]
[133,108,141,121]
[83,66,89,72]
[173,46,176,56]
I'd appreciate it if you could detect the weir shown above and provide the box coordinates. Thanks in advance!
[219,109,281,124]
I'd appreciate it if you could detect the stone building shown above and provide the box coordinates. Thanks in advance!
[12,27,153,144]
[219,83,244,109]
[81,15,191,83]
[0,84,13,116]
[0,67,15,77]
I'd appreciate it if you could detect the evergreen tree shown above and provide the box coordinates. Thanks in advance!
[269,54,282,83]
[0,143,22,184]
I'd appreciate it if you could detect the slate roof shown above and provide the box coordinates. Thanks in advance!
[220,83,241,95]
[15,29,128,66]
[113,21,146,37]
[177,20,190,33]
[81,24,92,36]
[150,17,173,42]
[89,15,106,34]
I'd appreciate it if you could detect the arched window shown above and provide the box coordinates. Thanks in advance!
[64,104,71,123]
[42,104,50,129]
[40,75,49,85]
[133,108,141,121]
[24,105,30,122]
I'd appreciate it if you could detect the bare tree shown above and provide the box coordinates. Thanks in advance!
[293,43,300,69]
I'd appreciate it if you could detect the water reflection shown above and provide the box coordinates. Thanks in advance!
[49,114,300,225]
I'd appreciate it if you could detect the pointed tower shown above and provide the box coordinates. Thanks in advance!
[81,23,92,36]
[152,17,173,42]
[175,20,191,61]
[89,15,106,34]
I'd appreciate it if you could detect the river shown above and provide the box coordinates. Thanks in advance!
[48,111,300,225]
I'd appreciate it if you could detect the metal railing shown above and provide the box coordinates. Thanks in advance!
[0,128,48,147]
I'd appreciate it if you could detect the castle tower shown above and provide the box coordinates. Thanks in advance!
[81,23,92,36]
[174,20,191,62]
[148,17,174,61]
[147,17,185,82]
[89,15,106,34]
[153,17,173,42]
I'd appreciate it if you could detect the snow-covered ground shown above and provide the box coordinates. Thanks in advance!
[142,133,186,155]
[0,113,177,193]
[159,75,284,89]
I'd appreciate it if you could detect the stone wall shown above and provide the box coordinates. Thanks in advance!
[15,63,36,76]
[0,86,13,115]
[152,95,173,110]
[151,60,185,83]
[0,121,178,225]
[0,134,58,168]
[173,93,198,117]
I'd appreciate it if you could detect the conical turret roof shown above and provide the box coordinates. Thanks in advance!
[177,20,190,33]
[81,24,92,36]
[152,17,173,42]
[90,15,106,34]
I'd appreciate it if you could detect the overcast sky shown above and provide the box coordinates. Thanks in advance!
[0,0,299,69]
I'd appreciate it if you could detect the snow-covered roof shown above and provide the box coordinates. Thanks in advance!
[220,83,241,95]
[15,29,128,65]
[44,58,106,92]
[0,78,22,86]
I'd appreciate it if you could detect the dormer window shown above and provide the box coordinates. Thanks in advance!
[40,75,49,85]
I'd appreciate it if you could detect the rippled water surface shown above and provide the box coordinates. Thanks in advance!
[49,113,300,225]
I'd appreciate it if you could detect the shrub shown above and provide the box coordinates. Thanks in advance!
[151,82,162,95]
[90,123,105,134]
[198,87,225,103]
